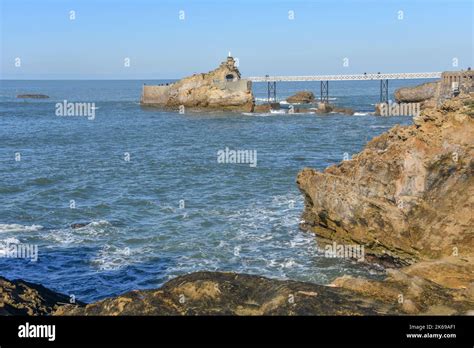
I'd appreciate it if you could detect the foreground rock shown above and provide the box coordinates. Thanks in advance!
[286,91,315,104]
[54,272,398,315]
[297,93,474,314]
[332,256,474,315]
[4,269,471,316]
[140,57,254,112]
[297,96,473,266]
[0,272,399,316]
[0,276,75,315]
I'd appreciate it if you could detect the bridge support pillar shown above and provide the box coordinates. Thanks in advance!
[320,81,329,103]
[267,81,276,103]
[380,79,389,103]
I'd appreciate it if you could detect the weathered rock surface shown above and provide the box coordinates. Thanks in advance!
[297,94,474,314]
[332,256,474,315]
[0,276,77,315]
[286,91,315,104]
[141,57,254,112]
[394,82,439,103]
[297,91,474,315]
[54,272,399,316]
[309,103,354,115]
[297,95,474,266]
[3,266,472,316]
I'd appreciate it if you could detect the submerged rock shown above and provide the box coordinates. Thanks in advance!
[140,57,254,112]
[71,223,88,229]
[17,94,49,99]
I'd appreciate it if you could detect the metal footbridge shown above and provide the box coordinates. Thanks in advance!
[245,72,442,103]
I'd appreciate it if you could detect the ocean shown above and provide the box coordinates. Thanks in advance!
[0,79,425,302]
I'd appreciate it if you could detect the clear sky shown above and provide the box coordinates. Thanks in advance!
[0,0,472,79]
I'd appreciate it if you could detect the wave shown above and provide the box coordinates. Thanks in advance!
[242,112,273,117]
[0,224,43,233]
[353,112,373,116]
[28,220,115,246]
[254,97,280,102]
[90,244,134,271]
[81,220,112,228]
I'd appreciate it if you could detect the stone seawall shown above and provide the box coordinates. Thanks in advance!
[141,85,170,105]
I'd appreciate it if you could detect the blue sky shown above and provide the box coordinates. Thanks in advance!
[0,0,472,79]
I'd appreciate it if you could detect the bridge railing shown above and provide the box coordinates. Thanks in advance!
[246,72,442,82]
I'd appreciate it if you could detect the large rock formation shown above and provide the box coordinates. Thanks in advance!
[297,95,474,266]
[296,93,474,315]
[141,57,254,112]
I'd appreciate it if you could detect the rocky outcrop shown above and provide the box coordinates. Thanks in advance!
[296,94,474,315]
[313,103,354,115]
[140,57,254,112]
[0,276,78,315]
[394,82,439,104]
[297,95,474,266]
[4,267,471,316]
[53,272,400,315]
[286,91,315,104]
[331,256,474,315]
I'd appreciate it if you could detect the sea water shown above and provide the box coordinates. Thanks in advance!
[0,79,422,302]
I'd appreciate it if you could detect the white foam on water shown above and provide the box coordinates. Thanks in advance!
[281,258,297,268]
[0,224,43,233]
[40,220,115,246]
[84,220,112,228]
[254,97,281,102]
[90,244,135,271]
[243,112,273,117]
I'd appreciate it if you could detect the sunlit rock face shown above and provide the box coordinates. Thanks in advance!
[297,95,474,266]
[141,57,255,112]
